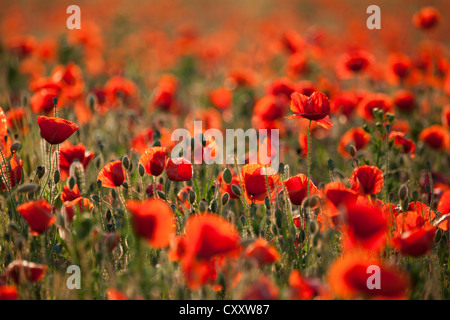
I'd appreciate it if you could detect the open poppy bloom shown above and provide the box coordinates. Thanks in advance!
[166,157,193,182]
[0,107,12,158]
[181,214,240,289]
[244,238,280,265]
[37,116,79,144]
[343,203,387,252]
[242,275,279,300]
[139,147,167,176]
[389,131,416,158]
[350,165,384,195]
[391,226,436,257]
[284,174,318,206]
[324,181,358,208]
[97,160,126,188]
[413,6,440,30]
[17,199,55,236]
[127,199,175,248]
[327,252,410,299]
[59,141,95,180]
[341,49,374,73]
[0,285,18,300]
[210,87,232,109]
[61,184,81,202]
[6,107,28,134]
[286,91,332,129]
[419,125,449,151]
[62,197,94,223]
[357,93,393,121]
[437,190,450,229]
[4,260,47,284]
[289,270,332,300]
[241,164,279,204]
[106,288,127,300]
[338,127,371,159]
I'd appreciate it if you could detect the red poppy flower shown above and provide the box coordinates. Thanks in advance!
[241,164,279,204]
[177,185,194,210]
[413,7,440,30]
[130,128,154,154]
[437,190,450,217]
[168,236,187,262]
[341,49,374,73]
[284,174,318,206]
[166,158,193,182]
[393,90,415,112]
[61,184,81,202]
[289,270,332,300]
[59,141,95,180]
[127,199,175,248]
[139,147,167,176]
[4,260,47,284]
[327,252,410,299]
[0,285,18,300]
[253,95,287,122]
[6,107,28,134]
[106,288,127,300]
[324,181,358,208]
[343,203,387,252]
[5,35,36,58]
[37,116,79,145]
[97,160,126,188]
[104,76,139,107]
[30,89,60,114]
[338,127,371,159]
[17,199,55,236]
[331,91,359,119]
[145,183,163,198]
[151,74,178,110]
[419,125,449,151]
[242,275,279,300]
[0,107,12,159]
[63,197,94,223]
[442,106,450,128]
[350,165,384,195]
[391,226,436,257]
[388,54,412,80]
[389,131,415,158]
[357,93,393,121]
[210,87,232,109]
[286,92,332,129]
[1,154,23,191]
[244,238,280,265]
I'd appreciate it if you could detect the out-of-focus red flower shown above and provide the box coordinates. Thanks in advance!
[1,154,23,191]
[419,125,449,151]
[17,199,55,236]
[0,285,18,300]
[394,205,436,236]
[437,190,450,218]
[253,95,286,122]
[127,199,175,248]
[210,87,232,109]
[357,93,393,121]
[241,164,279,204]
[338,127,371,159]
[327,252,410,299]
[217,169,240,199]
[30,89,59,114]
[4,261,47,284]
[343,203,387,252]
[281,30,304,54]
[0,107,11,159]
[177,185,193,210]
[145,183,163,198]
[97,160,126,188]
[295,81,317,97]
[391,226,436,257]
[389,131,416,158]
[324,181,358,208]
[393,90,415,112]
[139,147,167,176]
[6,107,28,134]
[244,238,280,265]
[61,184,81,202]
[413,7,440,30]
[442,106,450,128]
[106,288,127,300]
[37,116,79,144]
[284,174,318,206]
[59,141,94,180]
[242,275,279,300]
[63,197,94,223]
[104,76,139,107]
[287,53,309,77]
[130,128,154,154]
[289,270,332,300]
[331,91,359,119]
[340,49,374,73]
[4,35,36,58]
[51,62,85,101]
[286,92,332,129]
[388,54,412,80]
[166,158,193,182]
[350,165,383,195]
[151,74,178,111]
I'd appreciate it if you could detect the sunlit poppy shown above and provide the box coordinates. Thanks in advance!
[97,160,126,188]
[17,199,55,236]
[391,226,436,257]
[284,174,318,206]
[139,147,167,176]
[242,275,279,300]
[61,184,81,202]
[59,141,95,180]
[289,270,332,300]
[389,131,415,158]
[37,116,79,145]
[419,125,449,151]
[4,260,47,284]
[393,90,415,112]
[244,238,280,265]
[166,158,193,182]
[357,93,393,121]
[338,127,370,159]
[127,199,175,248]
[286,91,332,129]
[210,87,232,109]
[63,197,94,223]
[324,181,358,208]
[241,164,279,204]
[0,285,18,300]
[413,7,440,30]
[350,165,383,195]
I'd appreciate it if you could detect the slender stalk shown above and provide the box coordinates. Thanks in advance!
[307,120,312,199]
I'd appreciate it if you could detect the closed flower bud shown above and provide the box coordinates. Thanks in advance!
[221,192,229,205]
[69,176,76,189]
[54,170,60,184]
[210,200,218,213]
[91,194,100,203]
[222,168,233,184]
[138,163,145,177]
[156,190,166,200]
[122,156,130,170]
[231,184,241,197]
[327,159,335,171]
[36,166,45,179]
[188,190,196,204]
[348,145,357,158]
[398,184,408,201]
[17,183,39,194]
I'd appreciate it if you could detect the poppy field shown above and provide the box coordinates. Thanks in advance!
[0,0,450,301]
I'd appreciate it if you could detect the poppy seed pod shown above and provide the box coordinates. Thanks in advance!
[399,184,408,201]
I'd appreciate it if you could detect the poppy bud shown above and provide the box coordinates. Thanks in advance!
[91,194,100,203]
[398,184,408,201]
[264,197,271,210]
[308,220,318,234]
[36,166,45,179]
[10,142,21,153]
[386,113,395,123]
[122,156,130,170]
[111,188,117,199]
[348,145,357,158]
[199,201,208,212]
[52,97,58,107]
[385,124,391,133]
[426,161,432,171]
[210,200,218,213]
[231,184,241,197]
[138,163,145,177]
[153,140,161,147]
[17,183,39,194]
[122,181,129,189]
[87,93,96,109]
[223,168,233,184]
[156,190,166,200]
[278,162,285,174]
[106,210,112,222]
[68,176,75,189]
[222,192,230,205]
[96,179,102,189]
[327,159,335,171]
[54,170,60,184]
[188,190,196,204]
